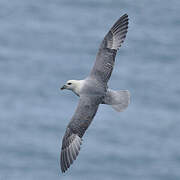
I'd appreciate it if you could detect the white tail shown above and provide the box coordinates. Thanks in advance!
[104,89,130,112]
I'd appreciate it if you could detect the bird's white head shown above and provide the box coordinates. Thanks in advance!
[60,80,84,96]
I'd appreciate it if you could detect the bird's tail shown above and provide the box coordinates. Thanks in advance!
[103,89,130,112]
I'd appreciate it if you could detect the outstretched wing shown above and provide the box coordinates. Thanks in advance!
[60,95,101,173]
[90,14,129,84]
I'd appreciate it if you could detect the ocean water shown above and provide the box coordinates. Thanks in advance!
[0,0,180,179]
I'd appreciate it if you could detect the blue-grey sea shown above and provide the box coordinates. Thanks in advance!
[0,0,180,179]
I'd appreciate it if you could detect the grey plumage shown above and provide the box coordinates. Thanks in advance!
[61,134,82,172]
[60,95,101,173]
[60,14,129,173]
[90,14,128,84]
[103,89,130,112]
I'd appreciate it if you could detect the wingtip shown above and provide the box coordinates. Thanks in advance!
[122,13,128,17]
[60,134,83,173]
[108,13,129,50]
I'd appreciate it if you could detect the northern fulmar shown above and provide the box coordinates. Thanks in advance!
[60,14,130,173]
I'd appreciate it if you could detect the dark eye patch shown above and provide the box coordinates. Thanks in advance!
[67,83,72,85]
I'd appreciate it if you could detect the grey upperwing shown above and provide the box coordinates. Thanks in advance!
[60,95,102,173]
[90,14,129,84]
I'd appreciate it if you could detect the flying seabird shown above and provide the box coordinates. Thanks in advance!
[60,14,130,173]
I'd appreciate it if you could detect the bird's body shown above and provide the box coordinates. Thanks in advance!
[60,14,130,173]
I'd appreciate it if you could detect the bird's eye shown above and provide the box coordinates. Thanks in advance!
[67,83,72,85]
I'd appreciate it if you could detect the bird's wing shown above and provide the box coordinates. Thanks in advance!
[60,95,101,173]
[90,14,129,84]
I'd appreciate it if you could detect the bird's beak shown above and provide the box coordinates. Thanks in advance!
[60,85,67,90]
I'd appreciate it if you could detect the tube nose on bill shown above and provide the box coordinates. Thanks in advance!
[60,85,66,90]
